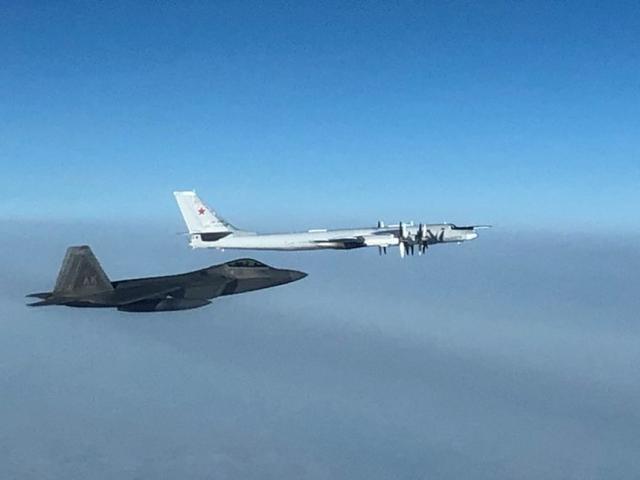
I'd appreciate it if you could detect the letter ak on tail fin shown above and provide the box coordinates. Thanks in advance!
[173,191,237,234]
[53,246,113,297]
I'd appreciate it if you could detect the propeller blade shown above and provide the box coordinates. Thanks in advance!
[399,241,405,258]
[399,221,408,240]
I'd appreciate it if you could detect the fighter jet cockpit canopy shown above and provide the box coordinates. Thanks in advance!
[225,259,268,268]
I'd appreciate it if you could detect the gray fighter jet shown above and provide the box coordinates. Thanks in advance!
[27,246,307,312]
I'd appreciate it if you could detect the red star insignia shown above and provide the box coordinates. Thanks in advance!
[197,207,206,215]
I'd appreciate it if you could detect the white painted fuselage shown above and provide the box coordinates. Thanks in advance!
[188,225,477,251]
[174,191,486,256]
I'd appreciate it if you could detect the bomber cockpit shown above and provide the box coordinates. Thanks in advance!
[447,223,475,230]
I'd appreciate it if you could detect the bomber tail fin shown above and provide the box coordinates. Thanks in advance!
[52,246,114,297]
[173,191,238,234]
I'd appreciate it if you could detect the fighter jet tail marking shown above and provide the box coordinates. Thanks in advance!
[53,246,114,297]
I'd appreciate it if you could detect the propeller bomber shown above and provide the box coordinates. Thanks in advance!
[174,191,490,258]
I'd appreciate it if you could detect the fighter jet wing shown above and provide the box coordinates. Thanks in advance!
[26,285,185,307]
[111,285,186,305]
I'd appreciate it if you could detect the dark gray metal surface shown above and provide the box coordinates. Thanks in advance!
[27,246,307,312]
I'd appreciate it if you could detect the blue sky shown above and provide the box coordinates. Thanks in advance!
[1,1,638,229]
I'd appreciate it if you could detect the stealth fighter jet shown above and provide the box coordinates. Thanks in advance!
[27,246,307,312]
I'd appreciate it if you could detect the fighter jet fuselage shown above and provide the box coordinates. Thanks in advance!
[27,247,306,312]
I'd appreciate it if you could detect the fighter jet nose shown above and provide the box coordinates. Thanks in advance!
[288,270,308,282]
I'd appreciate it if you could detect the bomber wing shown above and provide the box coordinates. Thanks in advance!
[311,236,367,249]
[311,233,398,250]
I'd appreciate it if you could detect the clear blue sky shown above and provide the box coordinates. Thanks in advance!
[1,1,638,229]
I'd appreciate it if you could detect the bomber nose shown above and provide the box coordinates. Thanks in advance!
[287,270,308,282]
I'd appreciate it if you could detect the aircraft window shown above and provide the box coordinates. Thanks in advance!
[226,259,267,268]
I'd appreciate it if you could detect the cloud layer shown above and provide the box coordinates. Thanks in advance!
[1,222,639,479]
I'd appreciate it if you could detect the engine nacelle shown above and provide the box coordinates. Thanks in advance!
[117,298,211,312]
